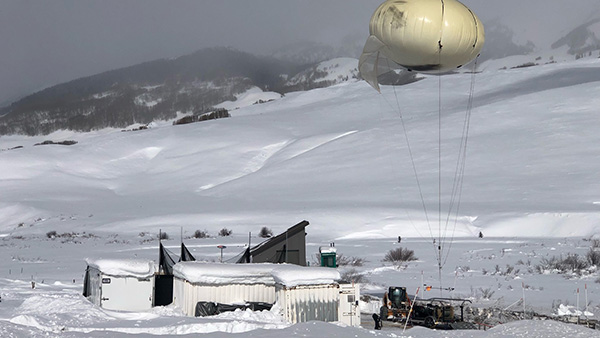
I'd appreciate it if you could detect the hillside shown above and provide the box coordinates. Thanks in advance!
[0,48,306,135]
[1,55,600,239]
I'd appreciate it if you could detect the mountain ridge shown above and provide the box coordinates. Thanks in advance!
[0,48,307,135]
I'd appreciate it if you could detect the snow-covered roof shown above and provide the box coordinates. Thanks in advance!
[86,258,156,279]
[319,246,336,254]
[174,262,340,287]
[271,265,340,287]
[174,262,277,285]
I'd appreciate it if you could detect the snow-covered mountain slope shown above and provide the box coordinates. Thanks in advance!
[285,58,360,90]
[1,57,600,239]
[215,86,282,111]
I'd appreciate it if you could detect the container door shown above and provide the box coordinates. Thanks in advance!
[100,275,153,311]
[338,284,361,327]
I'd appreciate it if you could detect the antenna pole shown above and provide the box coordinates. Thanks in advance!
[585,284,588,317]
[285,229,288,262]
[577,286,580,322]
[438,262,443,297]
[522,282,526,318]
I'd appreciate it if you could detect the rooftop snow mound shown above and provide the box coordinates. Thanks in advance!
[271,265,340,287]
[86,258,156,278]
[174,262,341,287]
[174,262,277,285]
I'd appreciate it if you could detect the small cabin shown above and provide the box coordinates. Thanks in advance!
[83,258,156,311]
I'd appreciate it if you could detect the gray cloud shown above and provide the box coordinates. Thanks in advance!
[1,0,599,105]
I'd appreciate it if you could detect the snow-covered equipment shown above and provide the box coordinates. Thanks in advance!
[83,258,156,311]
[359,0,485,91]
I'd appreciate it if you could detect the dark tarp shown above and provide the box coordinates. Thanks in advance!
[159,242,178,275]
[195,302,219,317]
[155,242,178,306]
[179,242,196,262]
[195,301,273,317]
[82,267,90,297]
[238,247,251,263]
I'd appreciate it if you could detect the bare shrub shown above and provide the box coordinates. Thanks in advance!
[258,227,273,238]
[80,232,97,238]
[458,266,470,272]
[218,228,232,237]
[312,253,322,266]
[562,254,589,271]
[193,230,209,239]
[536,256,560,273]
[158,232,169,240]
[46,231,58,239]
[337,254,366,267]
[536,254,590,275]
[479,287,495,300]
[340,268,369,284]
[587,248,600,266]
[511,62,537,69]
[383,247,417,263]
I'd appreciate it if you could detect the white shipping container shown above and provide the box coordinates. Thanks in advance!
[173,277,276,316]
[276,284,339,324]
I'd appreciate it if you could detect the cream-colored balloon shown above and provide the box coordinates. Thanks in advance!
[359,0,484,91]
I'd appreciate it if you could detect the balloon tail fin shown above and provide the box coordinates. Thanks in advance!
[358,35,387,92]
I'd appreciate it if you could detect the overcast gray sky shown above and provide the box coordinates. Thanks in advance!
[1,0,599,106]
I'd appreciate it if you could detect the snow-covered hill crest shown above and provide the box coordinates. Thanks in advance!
[285,58,360,91]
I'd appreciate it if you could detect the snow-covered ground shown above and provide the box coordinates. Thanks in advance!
[1,54,600,336]
[1,234,599,337]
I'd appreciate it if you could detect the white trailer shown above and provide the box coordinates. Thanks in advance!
[84,258,156,312]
